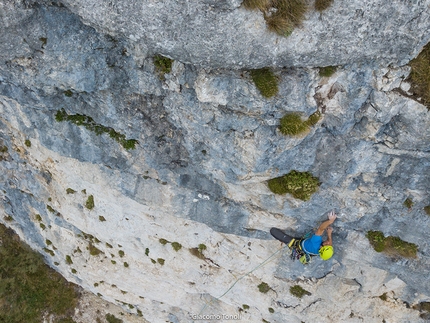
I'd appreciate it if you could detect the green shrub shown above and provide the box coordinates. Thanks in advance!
[290,285,311,298]
[366,230,418,258]
[43,248,55,256]
[403,198,413,209]
[267,170,320,201]
[57,318,77,323]
[124,262,129,268]
[89,243,102,256]
[171,242,182,251]
[258,282,270,293]
[47,205,55,213]
[250,68,278,98]
[280,111,320,136]
[159,238,169,245]
[189,248,205,260]
[198,244,207,252]
[145,248,149,256]
[35,214,42,221]
[85,195,95,210]
[157,258,165,265]
[315,0,334,12]
[379,293,388,301]
[105,313,123,323]
[65,255,73,265]
[25,139,31,147]
[305,111,321,126]
[99,216,106,222]
[268,307,275,313]
[55,109,138,150]
[106,243,113,248]
[118,250,125,257]
[64,90,73,97]
[153,54,173,78]
[242,304,250,310]
[319,65,337,77]
[71,268,77,274]
[279,113,308,136]
[40,223,46,230]
[407,42,430,110]
[424,205,430,215]
[66,188,76,194]
[111,260,116,264]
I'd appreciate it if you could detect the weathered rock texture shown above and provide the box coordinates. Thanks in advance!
[0,1,430,322]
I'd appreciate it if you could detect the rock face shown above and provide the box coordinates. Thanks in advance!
[0,1,430,322]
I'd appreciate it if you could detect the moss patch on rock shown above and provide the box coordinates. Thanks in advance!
[290,285,311,298]
[257,282,270,293]
[55,109,138,150]
[250,68,279,98]
[279,111,321,136]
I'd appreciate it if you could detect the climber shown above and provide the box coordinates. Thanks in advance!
[301,211,337,261]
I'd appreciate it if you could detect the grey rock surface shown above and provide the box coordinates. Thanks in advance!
[0,1,429,323]
[58,0,430,68]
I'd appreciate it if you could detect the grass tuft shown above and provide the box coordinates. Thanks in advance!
[280,111,320,136]
[319,65,337,77]
[171,242,182,251]
[250,68,278,98]
[315,0,334,11]
[290,285,311,298]
[258,282,270,293]
[244,0,307,36]
[153,55,173,79]
[106,313,123,323]
[403,198,413,209]
[407,42,430,110]
[267,170,320,201]
[55,109,138,150]
[366,230,418,258]
[85,195,95,210]
[66,188,76,194]
[159,238,169,245]
[88,243,102,256]
[279,113,308,136]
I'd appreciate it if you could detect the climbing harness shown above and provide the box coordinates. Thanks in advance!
[289,230,314,265]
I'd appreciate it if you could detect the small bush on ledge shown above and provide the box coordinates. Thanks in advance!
[267,170,320,201]
[366,230,418,258]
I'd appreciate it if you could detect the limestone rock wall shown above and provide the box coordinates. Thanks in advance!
[0,1,430,322]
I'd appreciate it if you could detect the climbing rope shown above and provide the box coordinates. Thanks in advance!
[193,243,287,321]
